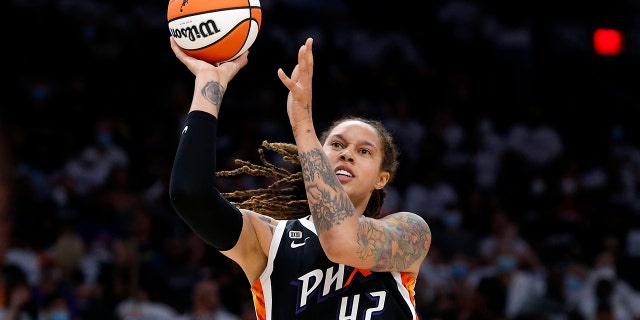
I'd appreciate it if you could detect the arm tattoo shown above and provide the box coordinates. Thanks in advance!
[201,81,224,112]
[299,149,431,271]
[357,214,431,272]
[299,149,356,232]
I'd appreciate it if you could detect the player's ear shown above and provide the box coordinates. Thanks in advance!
[374,172,390,190]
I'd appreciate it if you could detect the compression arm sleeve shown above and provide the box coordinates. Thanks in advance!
[169,110,243,251]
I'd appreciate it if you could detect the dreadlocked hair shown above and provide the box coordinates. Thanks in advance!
[218,115,400,220]
[217,140,310,220]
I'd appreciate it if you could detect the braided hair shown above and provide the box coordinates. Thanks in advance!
[218,116,400,220]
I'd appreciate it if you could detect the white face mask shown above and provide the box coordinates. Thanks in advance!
[595,266,616,279]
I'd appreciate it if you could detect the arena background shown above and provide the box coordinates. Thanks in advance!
[2,0,640,319]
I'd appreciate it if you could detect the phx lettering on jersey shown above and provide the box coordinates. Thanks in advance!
[292,264,387,319]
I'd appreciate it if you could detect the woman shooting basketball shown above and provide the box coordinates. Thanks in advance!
[168,36,432,319]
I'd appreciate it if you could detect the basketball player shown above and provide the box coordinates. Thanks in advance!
[168,36,432,319]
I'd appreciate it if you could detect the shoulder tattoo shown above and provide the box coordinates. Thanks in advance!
[357,214,431,272]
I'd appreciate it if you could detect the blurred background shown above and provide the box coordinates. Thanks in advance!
[2,0,640,319]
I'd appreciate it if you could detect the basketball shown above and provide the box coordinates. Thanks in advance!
[168,0,261,64]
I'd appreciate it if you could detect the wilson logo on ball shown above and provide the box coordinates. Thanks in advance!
[169,19,221,42]
[167,0,261,64]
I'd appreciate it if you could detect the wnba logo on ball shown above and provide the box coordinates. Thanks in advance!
[169,20,221,42]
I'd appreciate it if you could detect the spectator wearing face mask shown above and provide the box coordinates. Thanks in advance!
[477,210,543,271]
[470,249,547,320]
[575,250,640,320]
[40,294,71,320]
[432,206,478,260]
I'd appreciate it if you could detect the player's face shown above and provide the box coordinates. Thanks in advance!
[322,120,390,206]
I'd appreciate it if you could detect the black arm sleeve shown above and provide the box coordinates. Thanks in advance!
[169,110,243,251]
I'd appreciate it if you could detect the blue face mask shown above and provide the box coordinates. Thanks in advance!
[31,85,51,102]
[442,213,462,229]
[451,263,468,278]
[564,275,582,292]
[497,255,517,271]
[48,310,70,320]
[96,132,113,148]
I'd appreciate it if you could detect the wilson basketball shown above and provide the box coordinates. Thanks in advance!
[168,0,261,64]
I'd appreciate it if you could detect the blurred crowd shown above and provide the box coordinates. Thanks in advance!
[2,0,640,319]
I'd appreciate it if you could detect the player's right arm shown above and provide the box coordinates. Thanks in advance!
[168,37,270,283]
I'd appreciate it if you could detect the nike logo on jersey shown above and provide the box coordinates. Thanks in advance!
[182,126,188,134]
[291,237,310,248]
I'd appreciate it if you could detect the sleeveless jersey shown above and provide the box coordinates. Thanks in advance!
[250,217,419,320]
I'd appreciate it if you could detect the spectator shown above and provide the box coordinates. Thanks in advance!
[39,293,72,320]
[576,251,640,320]
[432,207,478,260]
[404,164,459,222]
[115,273,180,320]
[477,210,542,271]
[470,249,547,319]
[179,278,240,320]
[0,264,39,319]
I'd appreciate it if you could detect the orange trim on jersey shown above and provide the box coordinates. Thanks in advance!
[344,268,372,287]
[400,272,419,320]
[250,279,266,320]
